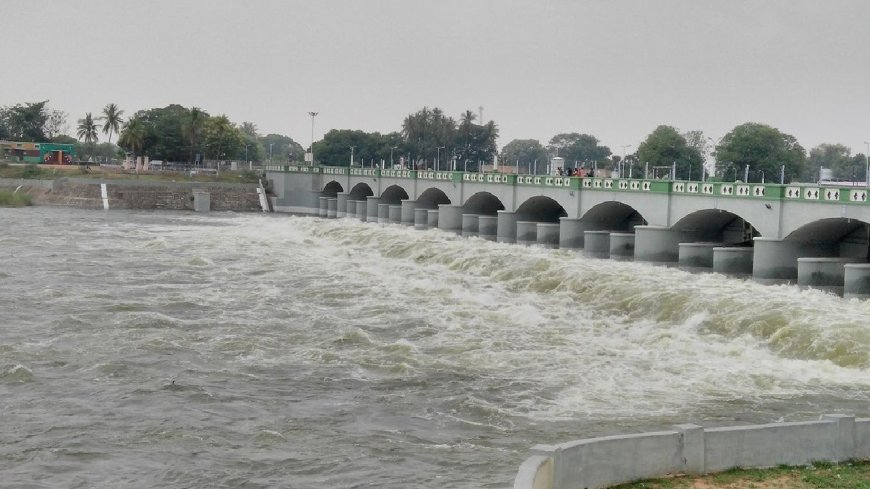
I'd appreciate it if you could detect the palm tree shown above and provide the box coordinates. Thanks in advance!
[101,103,124,144]
[184,107,206,164]
[118,116,145,156]
[76,113,99,143]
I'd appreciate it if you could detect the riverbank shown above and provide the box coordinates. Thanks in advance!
[611,461,870,488]
[0,189,33,207]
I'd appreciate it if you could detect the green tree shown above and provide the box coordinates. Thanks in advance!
[547,133,611,167]
[313,129,393,167]
[804,143,853,181]
[202,115,243,161]
[101,103,124,144]
[715,123,806,183]
[2,101,49,141]
[499,139,549,170]
[77,113,99,144]
[402,106,456,167]
[118,116,146,156]
[44,109,68,140]
[259,133,305,164]
[637,125,703,180]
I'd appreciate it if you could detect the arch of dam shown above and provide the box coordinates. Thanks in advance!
[265,165,870,297]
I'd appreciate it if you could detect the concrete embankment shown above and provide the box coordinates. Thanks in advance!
[0,177,262,211]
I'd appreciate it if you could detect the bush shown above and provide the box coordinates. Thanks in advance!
[0,190,34,207]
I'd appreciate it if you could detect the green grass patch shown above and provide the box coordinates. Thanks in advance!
[0,189,34,207]
[0,163,261,184]
[611,460,870,488]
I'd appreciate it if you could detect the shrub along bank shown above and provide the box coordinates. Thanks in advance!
[0,189,33,207]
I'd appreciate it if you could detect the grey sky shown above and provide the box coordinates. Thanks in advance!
[4,0,870,156]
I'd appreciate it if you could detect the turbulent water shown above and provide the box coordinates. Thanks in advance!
[2,207,870,488]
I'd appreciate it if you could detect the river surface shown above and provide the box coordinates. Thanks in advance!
[2,207,870,488]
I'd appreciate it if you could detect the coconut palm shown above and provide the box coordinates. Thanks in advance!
[118,116,145,156]
[101,103,124,144]
[76,113,99,144]
[184,107,207,164]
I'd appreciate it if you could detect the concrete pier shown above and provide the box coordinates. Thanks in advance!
[478,215,498,241]
[437,205,463,234]
[427,209,439,229]
[378,203,390,224]
[678,242,721,270]
[355,200,367,221]
[345,199,357,218]
[415,208,429,230]
[712,247,754,276]
[536,223,560,249]
[193,189,210,212]
[336,192,349,218]
[327,198,337,219]
[752,238,835,284]
[558,218,588,250]
[400,200,417,226]
[389,205,402,224]
[366,196,380,222]
[516,221,538,246]
[318,196,328,217]
[609,232,635,261]
[634,226,694,264]
[497,211,518,244]
[797,257,866,295]
[844,263,870,299]
[462,214,479,238]
[584,230,611,258]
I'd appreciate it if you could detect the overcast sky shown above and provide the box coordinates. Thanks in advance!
[4,0,870,156]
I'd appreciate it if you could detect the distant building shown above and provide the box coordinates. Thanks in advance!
[0,140,76,164]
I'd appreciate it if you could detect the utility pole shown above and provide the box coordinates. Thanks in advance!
[307,111,318,165]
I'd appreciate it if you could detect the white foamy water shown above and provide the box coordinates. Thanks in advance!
[1,207,869,488]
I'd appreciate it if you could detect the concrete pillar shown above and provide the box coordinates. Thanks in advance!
[752,238,835,284]
[427,209,439,229]
[356,199,367,221]
[844,264,870,300]
[193,189,210,212]
[336,192,349,218]
[478,215,498,241]
[318,196,329,217]
[559,218,589,250]
[378,203,390,224]
[634,226,695,264]
[678,242,721,270]
[822,414,856,461]
[389,205,402,224]
[497,211,518,244]
[462,214,480,237]
[400,200,417,226]
[415,208,429,230]
[437,205,463,234]
[346,199,357,218]
[609,232,635,261]
[675,424,705,475]
[537,223,560,249]
[713,247,754,276]
[797,257,865,295]
[366,196,380,222]
[327,198,337,219]
[584,231,610,258]
[516,221,538,246]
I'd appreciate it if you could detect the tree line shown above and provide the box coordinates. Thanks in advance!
[1,100,866,183]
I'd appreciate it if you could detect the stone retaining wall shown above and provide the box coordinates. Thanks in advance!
[0,178,261,212]
[514,415,870,489]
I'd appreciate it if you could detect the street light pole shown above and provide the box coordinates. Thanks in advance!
[269,143,274,165]
[436,146,445,171]
[390,146,397,168]
[865,141,869,187]
[349,145,356,167]
[308,111,318,165]
[620,144,632,177]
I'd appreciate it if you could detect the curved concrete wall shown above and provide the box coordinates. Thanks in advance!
[515,415,869,489]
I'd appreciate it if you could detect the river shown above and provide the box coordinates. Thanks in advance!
[1,207,869,488]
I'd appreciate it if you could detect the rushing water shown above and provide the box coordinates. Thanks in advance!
[2,207,870,488]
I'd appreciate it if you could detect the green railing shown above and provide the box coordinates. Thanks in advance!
[264,165,870,205]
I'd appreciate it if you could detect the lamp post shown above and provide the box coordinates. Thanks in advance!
[308,111,318,165]
[865,141,869,187]
[390,146,397,168]
[349,145,356,167]
[269,143,274,165]
[436,146,445,171]
[620,144,632,177]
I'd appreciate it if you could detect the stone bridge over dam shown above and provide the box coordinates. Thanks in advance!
[266,165,870,297]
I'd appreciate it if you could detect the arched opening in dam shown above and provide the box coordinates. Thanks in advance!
[785,218,870,258]
[462,191,505,216]
[671,209,758,245]
[417,187,451,209]
[379,185,409,205]
[322,180,344,197]
[581,201,647,231]
[515,196,566,223]
[348,182,374,201]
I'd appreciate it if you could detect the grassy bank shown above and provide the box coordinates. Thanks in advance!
[0,189,34,207]
[0,162,261,184]
[612,461,870,488]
